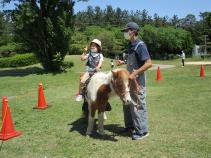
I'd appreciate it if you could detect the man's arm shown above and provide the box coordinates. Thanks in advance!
[129,59,152,80]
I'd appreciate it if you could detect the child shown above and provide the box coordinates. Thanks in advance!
[76,39,104,101]
[181,50,185,67]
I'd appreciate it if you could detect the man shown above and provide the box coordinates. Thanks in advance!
[181,50,185,67]
[116,22,152,140]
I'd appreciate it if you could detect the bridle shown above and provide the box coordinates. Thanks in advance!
[110,78,130,98]
[110,74,141,108]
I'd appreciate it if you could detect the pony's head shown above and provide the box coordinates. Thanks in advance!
[111,69,131,105]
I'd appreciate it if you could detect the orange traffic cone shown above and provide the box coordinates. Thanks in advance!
[35,82,47,109]
[200,65,204,77]
[156,66,162,81]
[0,97,22,141]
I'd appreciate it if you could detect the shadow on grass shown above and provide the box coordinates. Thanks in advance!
[0,66,45,77]
[69,118,130,142]
[69,118,87,136]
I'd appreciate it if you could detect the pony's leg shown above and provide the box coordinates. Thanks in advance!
[86,114,95,135]
[86,105,96,136]
[98,112,104,135]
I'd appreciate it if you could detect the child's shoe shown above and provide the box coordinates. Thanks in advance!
[75,94,83,102]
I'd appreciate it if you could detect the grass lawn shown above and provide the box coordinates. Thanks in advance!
[0,55,211,158]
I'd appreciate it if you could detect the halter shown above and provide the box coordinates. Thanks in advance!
[110,77,130,98]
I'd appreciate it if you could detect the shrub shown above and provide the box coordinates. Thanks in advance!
[69,44,82,55]
[0,43,17,53]
[141,25,194,59]
[0,53,38,68]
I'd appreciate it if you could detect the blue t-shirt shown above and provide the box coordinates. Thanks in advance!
[128,39,150,67]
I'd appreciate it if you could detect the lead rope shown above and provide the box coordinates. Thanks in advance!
[131,79,142,110]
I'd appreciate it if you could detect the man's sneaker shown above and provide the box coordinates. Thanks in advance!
[132,132,149,140]
[75,95,83,102]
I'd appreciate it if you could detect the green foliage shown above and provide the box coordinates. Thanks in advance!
[0,42,28,54]
[71,26,125,57]
[0,11,5,45]
[200,12,211,40]
[74,6,209,49]
[0,11,12,46]
[70,25,194,59]
[0,43,17,52]
[11,1,75,72]
[0,53,38,68]
[141,25,193,59]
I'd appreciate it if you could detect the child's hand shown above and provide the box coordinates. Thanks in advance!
[83,46,88,54]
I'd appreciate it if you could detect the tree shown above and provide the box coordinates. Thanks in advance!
[114,7,122,25]
[153,13,163,27]
[140,9,148,25]
[86,5,94,25]
[0,11,5,45]
[2,0,88,72]
[94,6,103,26]
[104,5,115,25]
[200,12,211,40]
[171,14,179,27]
[0,11,12,46]
[141,25,193,59]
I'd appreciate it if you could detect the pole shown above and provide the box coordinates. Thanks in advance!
[205,35,208,55]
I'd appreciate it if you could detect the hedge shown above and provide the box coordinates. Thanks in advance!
[0,53,38,68]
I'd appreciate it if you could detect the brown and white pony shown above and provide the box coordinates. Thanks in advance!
[85,69,131,136]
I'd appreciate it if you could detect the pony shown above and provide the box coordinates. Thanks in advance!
[85,69,132,136]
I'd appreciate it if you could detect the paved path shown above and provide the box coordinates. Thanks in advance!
[150,64,175,70]
[185,61,211,66]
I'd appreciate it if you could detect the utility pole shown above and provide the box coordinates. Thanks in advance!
[204,35,208,55]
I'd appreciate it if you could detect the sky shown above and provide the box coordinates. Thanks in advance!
[1,0,210,20]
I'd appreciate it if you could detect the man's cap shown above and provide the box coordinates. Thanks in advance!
[90,39,102,49]
[121,22,140,32]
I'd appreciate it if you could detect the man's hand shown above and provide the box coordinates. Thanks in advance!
[116,60,125,66]
[129,72,137,80]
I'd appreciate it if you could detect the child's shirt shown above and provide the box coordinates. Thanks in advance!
[84,52,104,72]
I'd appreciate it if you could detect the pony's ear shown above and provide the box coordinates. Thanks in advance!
[111,70,118,78]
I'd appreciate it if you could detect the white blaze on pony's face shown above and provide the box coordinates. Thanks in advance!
[111,69,131,105]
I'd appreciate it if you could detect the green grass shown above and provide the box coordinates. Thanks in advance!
[0,55,211,158]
